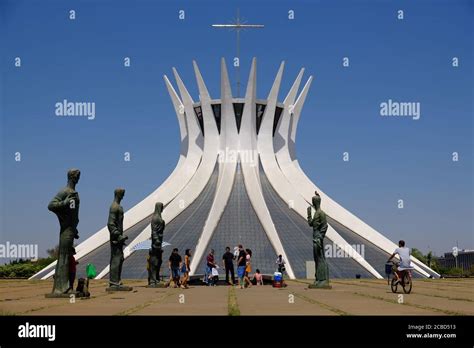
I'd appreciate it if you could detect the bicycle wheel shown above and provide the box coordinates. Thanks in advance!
[390,277,398,293]
[402,273,412,294]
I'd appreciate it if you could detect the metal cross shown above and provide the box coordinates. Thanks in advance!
[212,9,264,97]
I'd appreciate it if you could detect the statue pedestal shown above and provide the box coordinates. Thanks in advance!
[146,283,166,288]
[45,291,78,298]
[308,281,332,289]
[106,285,133,292]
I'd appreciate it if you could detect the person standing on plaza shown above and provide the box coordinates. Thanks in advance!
[222,246,236,285]
[244,249,253,288]
[276,254,286,274]
[236,245,247,289]
[168,248,182,288]
[205,249,217,286]
[180,249,191,289]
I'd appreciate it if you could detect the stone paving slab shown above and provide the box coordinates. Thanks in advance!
[327,280,474,315]
[29,289,163,316]
[0,283,53,297]
[133,286,228,315]
[353,279,474,299]
[235,285,335,315]
[1,280,142,315]
[1,279,472,316]
[286,281,437,315]
[342,279,474,301]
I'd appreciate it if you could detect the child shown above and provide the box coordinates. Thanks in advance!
[253,269,263,286]
[233,246,239,258]
[68,248,79,292]
[146,249,152,285]
[211,266,219,286]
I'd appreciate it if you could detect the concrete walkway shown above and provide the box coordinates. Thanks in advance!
[1,279,473,316]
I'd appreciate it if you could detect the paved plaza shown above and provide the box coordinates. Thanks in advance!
[1,278,473,316]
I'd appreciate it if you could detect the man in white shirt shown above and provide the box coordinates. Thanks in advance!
[276,254,286,273]
[388,240,412,280]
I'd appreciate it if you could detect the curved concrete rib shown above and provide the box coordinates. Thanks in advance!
[274,68,303,156]
[237,59,296,278]
[189,58,238,275]
[32,76,200,280]
[259,64,381,278]
[275,74,434,278]
[96,63,219,279]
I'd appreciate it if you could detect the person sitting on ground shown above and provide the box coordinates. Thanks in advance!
[253,269,263,286]
[387,240,412,282]
[168,248,182,288]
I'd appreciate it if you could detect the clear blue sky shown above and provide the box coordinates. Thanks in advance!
[1,0,472,260]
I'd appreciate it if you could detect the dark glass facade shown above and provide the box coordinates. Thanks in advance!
[256,103,266,133]
[233,103,244,132]
[273,107,284,136]
[211,104,221,133]
[193,106,204,135]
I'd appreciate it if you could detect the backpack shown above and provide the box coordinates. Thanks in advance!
[76,278,90,297]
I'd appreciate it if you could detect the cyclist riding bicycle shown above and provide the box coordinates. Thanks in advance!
[387,240,412,283]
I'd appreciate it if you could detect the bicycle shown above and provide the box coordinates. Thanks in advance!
[386,260,413,294]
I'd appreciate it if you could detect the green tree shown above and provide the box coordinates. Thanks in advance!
[446,267,464,277]
[0,245,59,279]
[426,251,433,268]
[411,248,427,264]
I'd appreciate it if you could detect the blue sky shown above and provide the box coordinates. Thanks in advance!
[1,0,472,260]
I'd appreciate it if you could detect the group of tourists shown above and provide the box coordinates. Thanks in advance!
[147,248,191,289]
[147,244,284,289]
[204,245,257,288]
[46,169,329,295]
